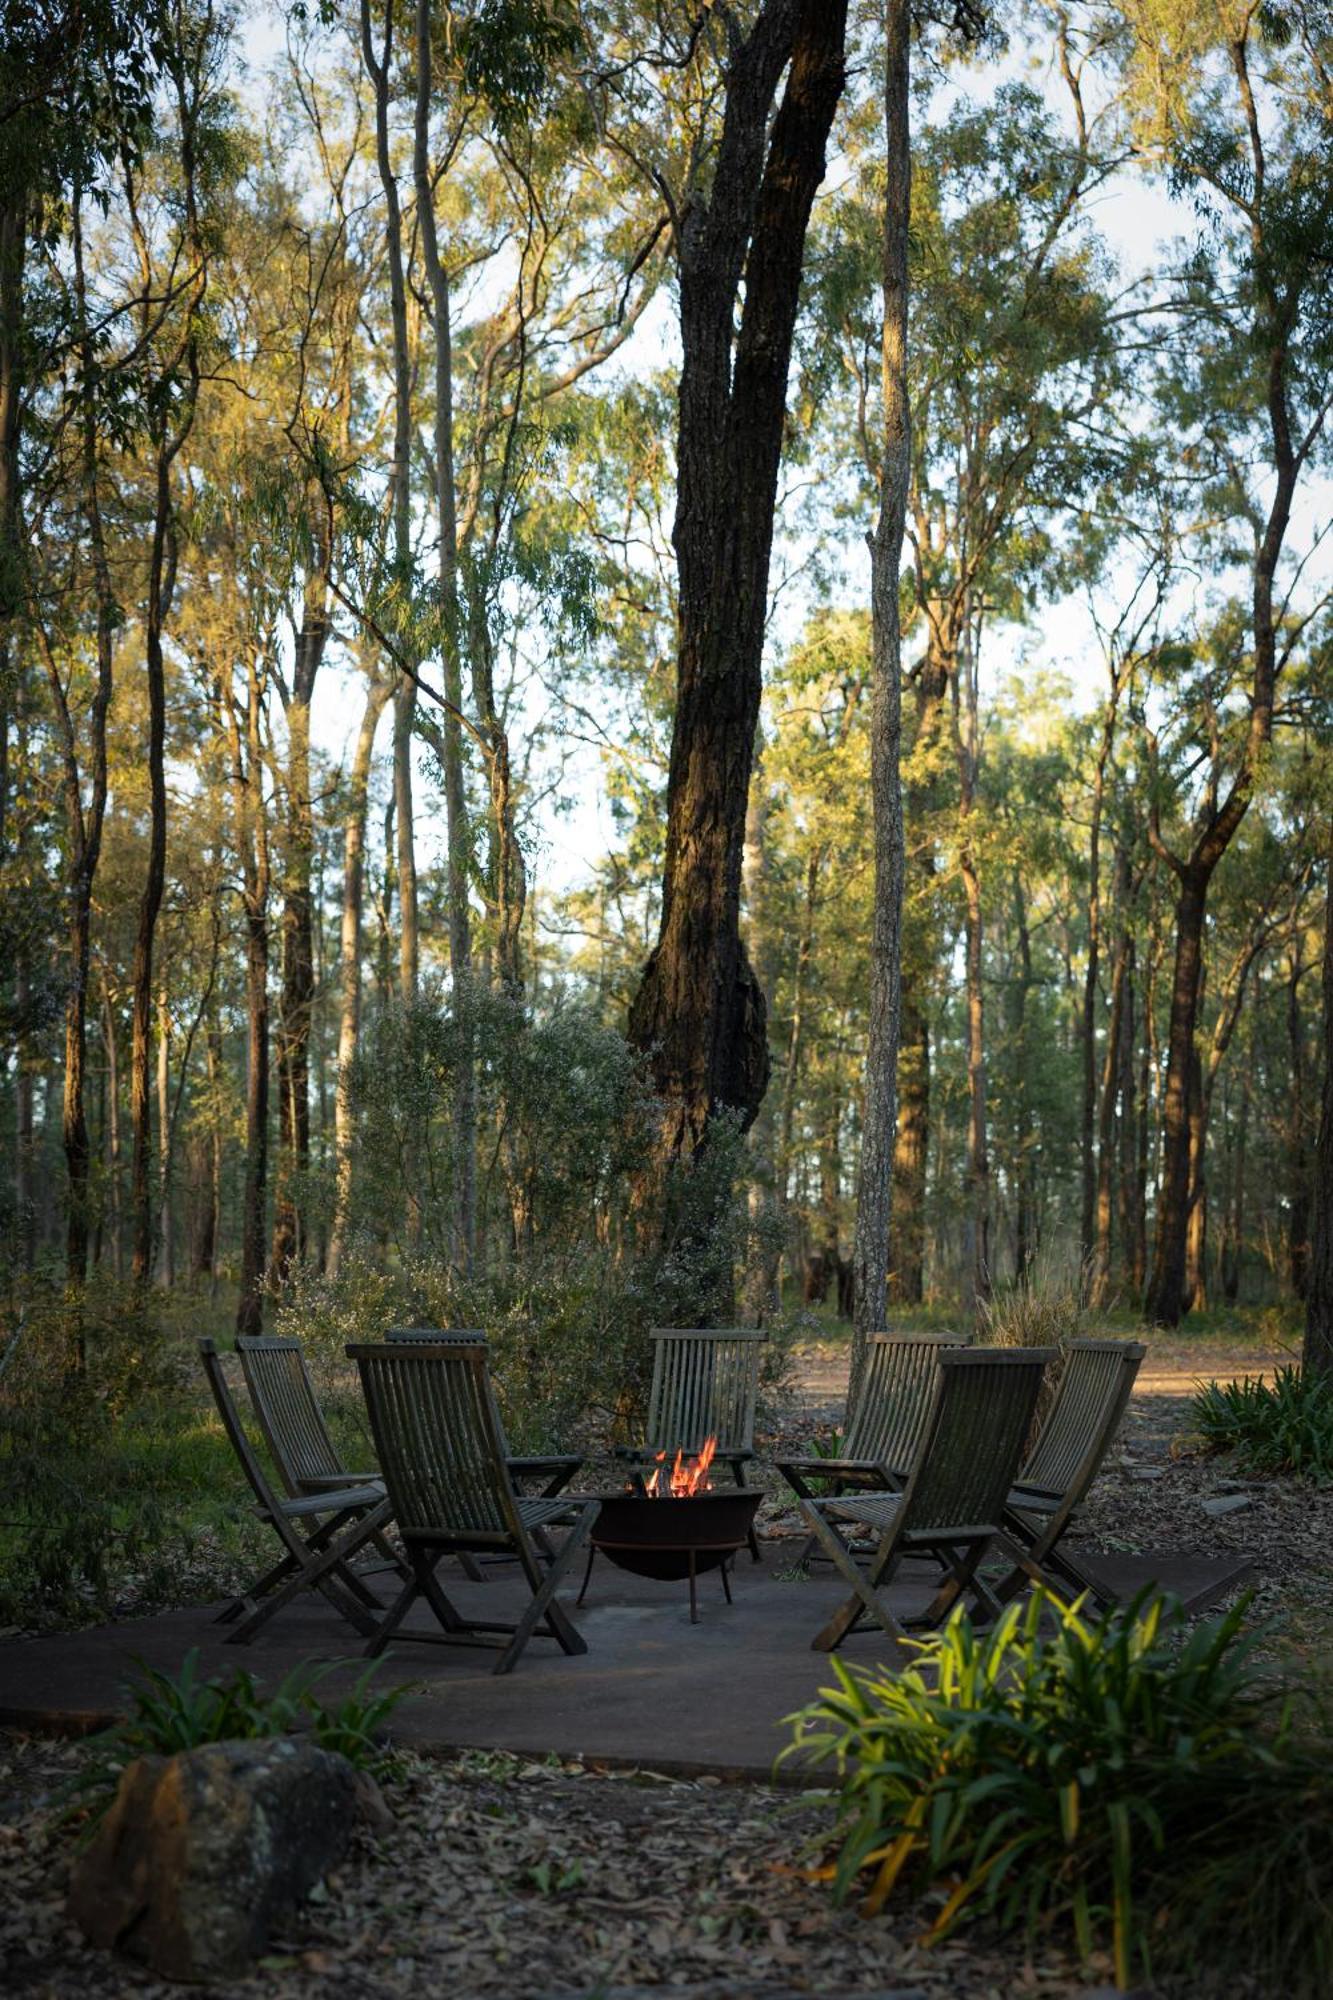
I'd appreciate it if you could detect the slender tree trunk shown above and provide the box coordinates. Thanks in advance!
[890,995,929,1303]
[271,540,330,1284]
[230,663,271,1337]
[1092,853,1133,1305]
[850,0,909,1387]
[1145,871,1207,1324]
[1286,941,1311,1299]
[1220,1067,1247,1304]
[329,672,390,1276]
[1303,835,1333,1376]
[629,0,848,1177]
[955,615,989,1309]
[1116,935,1138,1293]
[154,983,174,1287]
[1184,1042,1207,1313]
[413,0,475,1268]
[779,849,820,1209]
[1011,874,1038,1283]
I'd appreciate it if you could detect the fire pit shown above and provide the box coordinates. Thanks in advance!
[576,1438,763,1623]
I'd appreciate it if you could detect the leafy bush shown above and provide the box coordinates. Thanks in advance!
[1192,1364,1333,1485]
[0,1283,253,1626]
[783,1589,1330,1993]
[78,1649,412,1810]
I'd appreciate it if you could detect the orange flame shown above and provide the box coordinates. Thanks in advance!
[644,1434,718,1498]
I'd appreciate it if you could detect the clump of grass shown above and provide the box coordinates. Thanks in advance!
[1192,1364,1333,1485]
[977,1251,1088,1426]
[783,1589,1331,1995]
[75,1649,414,1816]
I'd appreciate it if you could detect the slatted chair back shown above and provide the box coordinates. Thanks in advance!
[350,1342,514,1541]
[842,1330,969,1469]
[385,1327,488,1343]
[900,1348,1054,1537]
[200,1340,288,1517]
[236,1336,343,1495]
[645,1328,765,1455]
[1019,1338,1146,1498]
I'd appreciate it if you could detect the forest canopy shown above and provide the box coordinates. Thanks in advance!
[1,0,1331,1348]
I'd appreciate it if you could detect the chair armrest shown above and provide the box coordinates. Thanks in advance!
[298,1472,380,1491]
[507,1455,583,1474]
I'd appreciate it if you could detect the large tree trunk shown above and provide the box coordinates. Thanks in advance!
[742,738,782,1322]
[328,671,390,1276]
[629,0,848,1171]
[1304,836,1333,1377]
[849,0,909,1388]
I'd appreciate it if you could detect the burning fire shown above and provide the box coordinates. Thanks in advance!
[643,1434,718,1498]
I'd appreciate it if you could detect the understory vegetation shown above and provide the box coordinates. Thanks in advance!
[786,1590,1333,1995]
[1191,1365,1333,1485]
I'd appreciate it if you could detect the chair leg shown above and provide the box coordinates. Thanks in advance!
[731,1457,761,1561]
[575,1541,597,1607]
[803,1504,907,1652]
[494,1511,594,1674]
[365,1572,421,1658]
[227,1506,391,1644]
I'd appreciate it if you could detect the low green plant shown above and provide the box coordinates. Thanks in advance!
[782,1589,1329,1992]
[76,1649,413,1811]
[1192,1364,1333,1484]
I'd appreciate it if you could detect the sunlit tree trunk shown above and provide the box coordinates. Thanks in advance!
[850,0,909,1388]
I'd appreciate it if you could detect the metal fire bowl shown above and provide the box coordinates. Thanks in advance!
[589,1489,764,1580]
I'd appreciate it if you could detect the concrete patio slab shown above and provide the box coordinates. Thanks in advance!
[0,1546,1254,1781]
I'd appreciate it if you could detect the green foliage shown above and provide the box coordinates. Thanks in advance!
[1192,1365,1333,1485]
[783,1590,1329,1991]
[77,1649,412,1811]
[0,1283,233,1626]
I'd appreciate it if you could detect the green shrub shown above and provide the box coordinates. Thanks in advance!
[77,1649,412,1811]
[0,1283,251,1626]
[783,1589,1330,1992]
[1192,1365,1333,1484]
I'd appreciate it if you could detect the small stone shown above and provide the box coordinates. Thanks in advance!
[68,1736,365,1981]
[1201,1492,1251,1517]
[1127,1467,1164,1482]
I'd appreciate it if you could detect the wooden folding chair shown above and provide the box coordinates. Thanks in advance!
[801,1347,1057,1651]
[349,1341,599,1675]
[385,1328,583,1498]
[994,1337,1146,1608]
[775,1331,968,1563]
[200,1340,393,1645]
[620,1328,766,1558]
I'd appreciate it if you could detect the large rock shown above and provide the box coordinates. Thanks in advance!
[68,1736,377,1982]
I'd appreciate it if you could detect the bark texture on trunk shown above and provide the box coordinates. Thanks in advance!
[328,673,390,1277]
[629,0,848,1161]
[1304,839,1333,1376]
[272,539,330,1285]
[849,0,909,1392]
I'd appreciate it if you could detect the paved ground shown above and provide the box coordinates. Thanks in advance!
[0,1542,1251,1779]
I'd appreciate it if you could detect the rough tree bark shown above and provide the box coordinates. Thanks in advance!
[227,661,272,1337]
[328,670,390,1277]
[271,525,332,1285]
[1304,834,1333,1377]
[628,0,848,1171]
[413,0,476,1267]
[850,0,909,1392]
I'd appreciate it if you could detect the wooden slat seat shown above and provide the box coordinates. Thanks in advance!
[200,1340,393,1645]
[801,1347,1058,1649]
[349,1341,599,1674]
